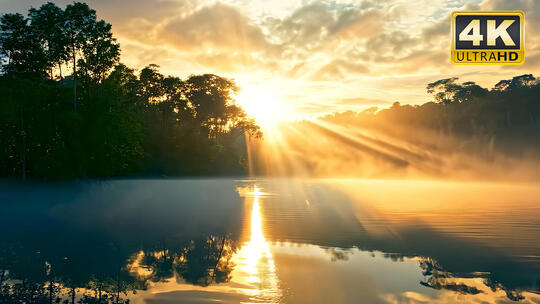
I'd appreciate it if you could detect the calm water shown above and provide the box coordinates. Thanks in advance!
[0,179,539,303]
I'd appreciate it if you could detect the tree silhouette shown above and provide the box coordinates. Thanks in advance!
[321,74,540,163]
[28,3,67,79]
[63,2,96,111]
[0,2,260,179]
[0,13,48,77]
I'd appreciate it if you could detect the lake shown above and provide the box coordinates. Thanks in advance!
[0,179,539,303]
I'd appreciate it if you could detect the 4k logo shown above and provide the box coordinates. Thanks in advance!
[451,11,524,65]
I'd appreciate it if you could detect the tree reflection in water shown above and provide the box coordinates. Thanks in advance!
[0,180,538,303]
[0,234,238,303]
[418,257,530,302]
[133,234,238,286]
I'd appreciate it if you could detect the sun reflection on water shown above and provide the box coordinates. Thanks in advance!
[234,185,282,303]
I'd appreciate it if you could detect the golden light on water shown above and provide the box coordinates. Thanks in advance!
[244,187,270,282]
[233,185,282,303]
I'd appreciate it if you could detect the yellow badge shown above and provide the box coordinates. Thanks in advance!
[451,11,524,65]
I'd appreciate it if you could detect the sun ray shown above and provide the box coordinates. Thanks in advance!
[234,84,294,131]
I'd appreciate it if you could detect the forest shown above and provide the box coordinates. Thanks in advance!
[322,74,540,159]
[0,2,261,179]
[1,2,539,180]
[244,74,540,178]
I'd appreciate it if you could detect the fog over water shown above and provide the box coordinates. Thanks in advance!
[1,179,538,303]
[247,120,540,181]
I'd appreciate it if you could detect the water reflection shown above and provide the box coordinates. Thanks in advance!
[0,179,538,303]
[232,186,281,303]
[127,235,237,286]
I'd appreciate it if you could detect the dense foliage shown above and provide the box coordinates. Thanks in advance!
[323,74,540,158]
[0,2,260,179]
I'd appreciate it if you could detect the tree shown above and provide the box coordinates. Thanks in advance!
[426,77,460,104]
[427,78,488,104]
[0,13,47,76]
[78,20,120,84]
[0,14,49,179]
[0,3,261,179]
[63,2,97,111]
[451,81,488,103]
[28,2,67,79]
[493,74,538,91]
[138,64,165,103]
[185,74,235,135]
[184,74,260,138]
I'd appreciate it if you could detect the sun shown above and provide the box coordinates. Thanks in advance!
[234,84,293,130]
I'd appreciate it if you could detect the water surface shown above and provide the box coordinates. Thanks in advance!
[0,179,539,303]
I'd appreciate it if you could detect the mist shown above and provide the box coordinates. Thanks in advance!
[247,75,540,181]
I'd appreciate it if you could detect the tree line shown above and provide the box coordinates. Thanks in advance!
[323,74,540,159]
[0,2,261,180]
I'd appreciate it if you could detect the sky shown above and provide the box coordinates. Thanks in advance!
[2,0,540,119]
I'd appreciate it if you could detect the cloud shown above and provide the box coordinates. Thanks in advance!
[480,0,540,50]
[394,49,449,73]
[267,2,382,49]
[310,59,370,81]
[338,97,393,106]
[364,31,418,62]
[0,0,190,24]
[92,0,189,23]
[2,0,540,116]
[159,3,273,53]
[329,7,382,39]
[269,2,336,47]
[194,51,279,73]
[421,15,450,40]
